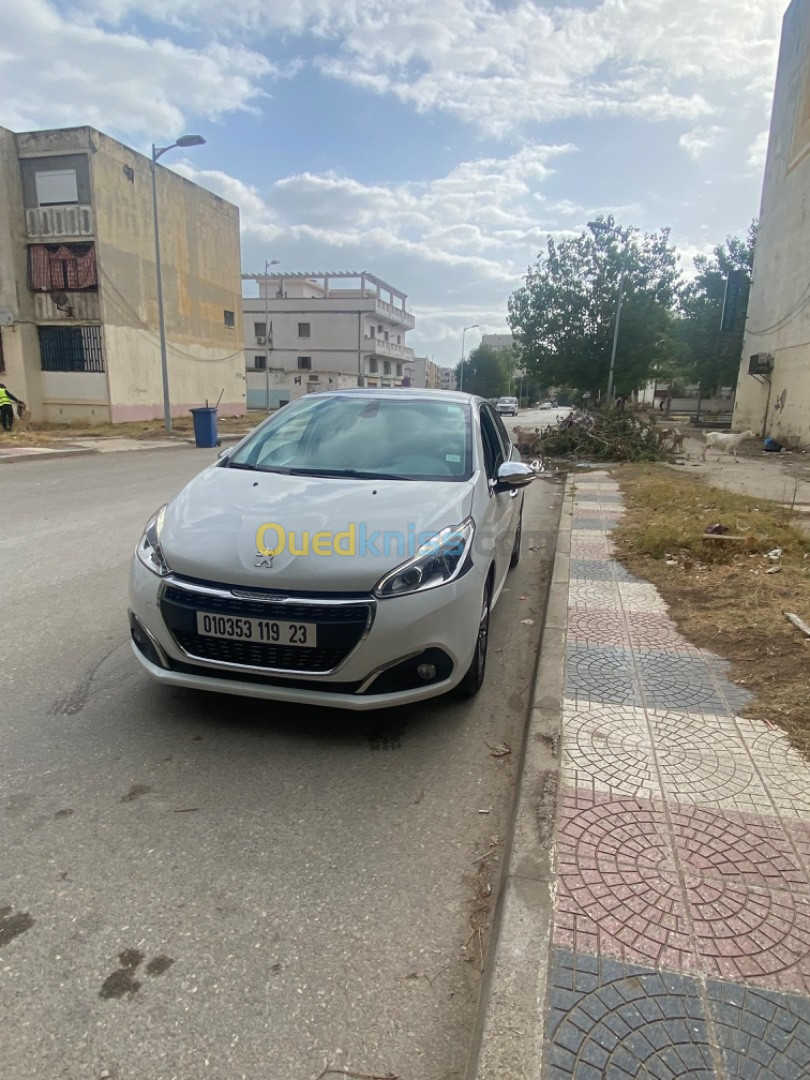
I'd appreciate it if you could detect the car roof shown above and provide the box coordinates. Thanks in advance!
[302,387,480,406]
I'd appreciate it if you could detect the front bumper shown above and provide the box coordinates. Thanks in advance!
[128,561,484,710]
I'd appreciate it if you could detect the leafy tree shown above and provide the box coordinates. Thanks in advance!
[507,219,680,398]
[675,221,757,394]
[457,344,510,398]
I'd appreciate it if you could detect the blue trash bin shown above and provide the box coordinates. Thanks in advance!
[190,406,219,448]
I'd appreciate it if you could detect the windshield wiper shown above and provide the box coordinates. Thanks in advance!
[287,468,414,481]
[226,461,258,470]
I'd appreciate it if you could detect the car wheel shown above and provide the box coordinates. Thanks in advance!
[456,576,491,697]
[509,509,523,569]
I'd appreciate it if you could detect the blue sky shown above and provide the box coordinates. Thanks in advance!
[0,0,787,365]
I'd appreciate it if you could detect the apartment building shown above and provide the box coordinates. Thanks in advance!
[438,366,457,391]
[241,271,414,408]
[733,0,810,447]
[403,356,440,388]
[0,125,245,424]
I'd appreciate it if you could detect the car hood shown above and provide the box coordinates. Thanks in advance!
[160,465,475,592]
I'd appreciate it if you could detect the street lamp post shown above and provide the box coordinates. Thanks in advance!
[587,221,634,405]
[151,134,206,432]
[263,259,280,413]
[459,323,479,392]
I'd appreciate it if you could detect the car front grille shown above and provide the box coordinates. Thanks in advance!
[160,581,373,674]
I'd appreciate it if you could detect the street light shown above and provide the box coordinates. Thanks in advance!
[263,258,280,413]
[587,220,634,405]
[459,323,479,392]
[151,134,206,432]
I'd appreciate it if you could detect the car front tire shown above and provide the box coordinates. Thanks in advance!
[456,576,491,697]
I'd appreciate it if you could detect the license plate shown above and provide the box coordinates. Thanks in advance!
[196,612,317,648]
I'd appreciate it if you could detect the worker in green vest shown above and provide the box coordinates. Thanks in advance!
[0,383,24,432]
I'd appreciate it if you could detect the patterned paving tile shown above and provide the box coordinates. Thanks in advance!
[633,649,733,713]
[547,951,715,1080]
[566,644,640,706]
[571,506,625,519]
[646,710,773,816]
[668,803,809,892]
[567,610,629,646]
[554,793,694,970]
[569,559,638,583]
[573,493,624,504]
[571,540,615,560]
[625,612,696,650]
[616,581,669,613]
[707,979,810,1080]
[572,517,620,531]
[571,528,612,542]
[739,720,810,821]
[561,702,660,799]
[686,879,810,994]
[568,581,623,609]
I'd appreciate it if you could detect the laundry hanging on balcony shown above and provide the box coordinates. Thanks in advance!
[28,243,97,291]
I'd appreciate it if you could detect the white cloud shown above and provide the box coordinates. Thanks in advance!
[679,125,726,160]
[746,129,770,173]
[0,0,275,137]
[31,0,785,136]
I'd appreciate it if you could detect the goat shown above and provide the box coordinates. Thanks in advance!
[701,429,756,463]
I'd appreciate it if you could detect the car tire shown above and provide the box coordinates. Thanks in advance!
[456,576,491,698]
[509,509,523,569]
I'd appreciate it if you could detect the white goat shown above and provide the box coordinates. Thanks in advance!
[701,429,756,462]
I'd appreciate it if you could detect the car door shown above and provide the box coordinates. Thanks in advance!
[478,403,519,598]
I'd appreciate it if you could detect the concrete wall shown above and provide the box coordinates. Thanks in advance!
[734,0,810,447]
[87,129,245,419]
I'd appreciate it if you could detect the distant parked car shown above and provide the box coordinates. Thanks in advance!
[540,402,553,410]
[496,396,519,416]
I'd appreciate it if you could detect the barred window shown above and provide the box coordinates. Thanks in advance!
[39,325,105,372]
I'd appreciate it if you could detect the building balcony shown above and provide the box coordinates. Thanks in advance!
[371,297,415,329]
[26,204,94,240]
[362,338,414,361]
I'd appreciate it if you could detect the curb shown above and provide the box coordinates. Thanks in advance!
[466,476,573,1079]
[0,432,245,465]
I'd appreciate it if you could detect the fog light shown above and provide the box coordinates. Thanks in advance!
[417,663,437,681]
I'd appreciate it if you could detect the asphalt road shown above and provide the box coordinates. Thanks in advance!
[0,446,563,1080]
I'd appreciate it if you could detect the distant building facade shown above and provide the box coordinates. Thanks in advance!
[438,366,457,391]
[0,125,245,423]
[403,356,439,388]
[733,0,810,447]
[481,333,515,352]
[241,271,414,408]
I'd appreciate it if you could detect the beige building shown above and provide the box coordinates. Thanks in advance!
[733,0,810,447]
[404,356,440,388]
[0,125,245,424]
[438,366,457,391]
[241,271,414,408]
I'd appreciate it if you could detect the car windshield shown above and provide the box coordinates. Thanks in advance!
[498,398,516,404]
[227,395,473,480]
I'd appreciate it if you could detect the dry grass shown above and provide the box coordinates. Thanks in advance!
[610,464,810,756]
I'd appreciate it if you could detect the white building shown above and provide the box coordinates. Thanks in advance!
[241,270,414,408]
[438,366,457,391]
[403,356,440,388]
[481,333,515,352]
[733,0,810,447]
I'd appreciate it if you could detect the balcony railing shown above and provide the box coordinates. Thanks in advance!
[26,204,94,240]
[363,337,414,361]
[372,297,415,328]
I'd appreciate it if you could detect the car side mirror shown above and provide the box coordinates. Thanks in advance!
[217,446,233,461]
[493,460,535,491]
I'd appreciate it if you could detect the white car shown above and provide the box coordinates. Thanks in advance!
[496,396,519,416]
[129,389,534,711]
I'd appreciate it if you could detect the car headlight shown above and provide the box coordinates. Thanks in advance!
[374,519,474,598]
[136,505,171,576]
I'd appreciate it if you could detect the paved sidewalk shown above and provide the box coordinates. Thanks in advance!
[472,470,810,1078]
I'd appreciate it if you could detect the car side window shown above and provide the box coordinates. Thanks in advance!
[491,410,512,459]
[479,406,504,481]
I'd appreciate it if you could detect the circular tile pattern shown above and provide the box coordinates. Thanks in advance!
[567,611,628,645]
[563,705,656,795]
[646,712,759,803]
[548,968,714,1079]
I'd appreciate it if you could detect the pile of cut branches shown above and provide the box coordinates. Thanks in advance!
[516,411,669,462]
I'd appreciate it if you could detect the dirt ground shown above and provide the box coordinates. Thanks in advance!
[607,441,810,756]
